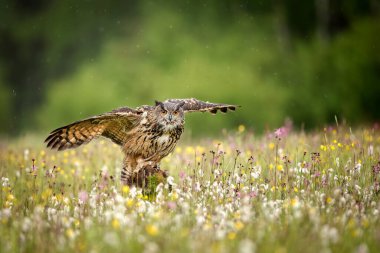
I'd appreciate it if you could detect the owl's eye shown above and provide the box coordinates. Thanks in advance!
[173,111,178,115]
[161,110,167,115]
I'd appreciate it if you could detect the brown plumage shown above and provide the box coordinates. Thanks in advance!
[45,98,239,185]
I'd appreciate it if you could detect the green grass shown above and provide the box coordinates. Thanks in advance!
[1,125,380,253]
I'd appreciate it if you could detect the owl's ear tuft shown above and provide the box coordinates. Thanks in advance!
[155,100,164,109]
[175,101,186,110]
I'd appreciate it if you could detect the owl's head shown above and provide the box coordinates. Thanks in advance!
[154,100,185,130]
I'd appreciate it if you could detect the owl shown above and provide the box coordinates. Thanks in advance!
[45,98,238,186]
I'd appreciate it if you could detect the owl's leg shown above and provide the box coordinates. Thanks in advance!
[122,159,155,186]
[121,157,137,186]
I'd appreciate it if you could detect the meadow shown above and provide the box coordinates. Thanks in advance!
[1,124,379,253]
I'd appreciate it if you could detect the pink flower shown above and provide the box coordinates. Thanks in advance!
[275,127,288,139]
[78,191,89,203]
[274,119,293,139]
[167,201,177,210]
[179,171,186,180]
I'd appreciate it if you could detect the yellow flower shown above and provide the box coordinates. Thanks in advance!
[238,124,245,133]
[126,199,134,208]
[41,188,52,201]
[170,192,178,200]
[277,165,283,171]
[185,146,195,154]
[196,146,205,153]
[320,145,327,151]
[122,186,130,194]
[234,221,244,231]
[326,197,333,204]
[347,218,356,229]
[145,224,159,236]
[112,219,120,230]
[66,228,75,238]
[7,194,15,201]
[175,147,182,154]
[269,143,275,150]
[228,232,236,240]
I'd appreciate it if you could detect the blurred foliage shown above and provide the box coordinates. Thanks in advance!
[0,0,379,136]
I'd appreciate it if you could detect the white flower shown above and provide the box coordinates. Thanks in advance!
[1,177,10,187]
[239,239,256,253]
[104,231,120,247]
[355,243,369,253]
[143,242,159,253]
[21,217,32,232]
[320,225,339,246]
[24,149,29,160]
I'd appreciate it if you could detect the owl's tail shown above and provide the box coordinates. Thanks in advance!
[44,119,107,151]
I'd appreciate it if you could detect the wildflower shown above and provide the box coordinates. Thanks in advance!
[24,149,30,160]
[126,199,134,208]
[66,228,75,239]
[238,124,245,133]
[145,224,159,236]
[355,244,369,253]
[320,225,339,245]
[228,232,236,240]
[103,231,120,247]
[291,198,300,209]
[239,239,256,253]
[274,124,291,139]
[167,201,177,210]
[122,185,130,194]
[179,171,186,180]
[185,146,195,155]
[175,147,182,154]
[7,194,15,201]
[372,162,380,174]
[1,177,10,187]
[112,218,120,230]
[235,221,244,230]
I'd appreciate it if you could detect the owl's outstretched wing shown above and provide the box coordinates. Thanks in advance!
[45,107,142,151]
[164,98,239,114]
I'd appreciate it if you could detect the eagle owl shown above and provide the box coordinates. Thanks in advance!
[45,98,238,186]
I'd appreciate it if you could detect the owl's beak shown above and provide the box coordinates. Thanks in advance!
[168,114,173,122]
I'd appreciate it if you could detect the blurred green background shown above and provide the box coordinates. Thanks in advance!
[0,0,379,137]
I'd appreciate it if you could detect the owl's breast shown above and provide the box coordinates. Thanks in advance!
[123,124,183,161]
